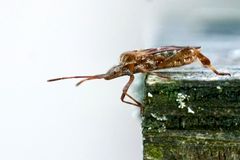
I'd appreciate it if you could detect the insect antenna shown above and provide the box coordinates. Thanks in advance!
[47,74,107,86]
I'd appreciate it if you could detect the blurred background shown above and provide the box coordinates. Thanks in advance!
[0,0,239,160]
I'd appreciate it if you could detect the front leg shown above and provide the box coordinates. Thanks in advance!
[120,64,143,112]
[120,74,143,112]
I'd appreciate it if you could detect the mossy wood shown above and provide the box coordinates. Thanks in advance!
[142,68,240,160]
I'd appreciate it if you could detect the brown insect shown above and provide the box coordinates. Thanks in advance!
[48,46,230,112]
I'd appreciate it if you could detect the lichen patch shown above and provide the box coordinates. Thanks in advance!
[187,107,195,114]
[151,113,167,121]
[148,92,153,97]
[176,93,190,109]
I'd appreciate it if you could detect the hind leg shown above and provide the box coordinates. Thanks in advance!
[196,52,231,76]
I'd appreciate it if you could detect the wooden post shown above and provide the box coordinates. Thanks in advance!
[142,68,240,160]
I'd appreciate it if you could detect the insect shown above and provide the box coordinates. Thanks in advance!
[48,46,230,112]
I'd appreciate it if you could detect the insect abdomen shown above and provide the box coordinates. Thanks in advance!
[159,48,197,68]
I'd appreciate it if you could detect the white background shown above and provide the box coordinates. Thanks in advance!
[0,0,239,160]
[0,0,148,160]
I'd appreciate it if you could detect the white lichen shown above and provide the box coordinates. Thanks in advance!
[151,113,167,121]
[187,107,195,114]
[216,86,222,90]
[176,93,190,109]
[158,124,166,132]
[216,85,223,93]
[147,92,153,97]
[176,93,195,114]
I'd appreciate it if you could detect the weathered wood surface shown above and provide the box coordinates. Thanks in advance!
[142,67,240,160]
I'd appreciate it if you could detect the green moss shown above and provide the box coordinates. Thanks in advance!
[144,143,163,160]
[142,68,240,159]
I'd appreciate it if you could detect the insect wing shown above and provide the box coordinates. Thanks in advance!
[145,46,201,55]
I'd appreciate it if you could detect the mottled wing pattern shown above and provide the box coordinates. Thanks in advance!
[136,46,201,60]
[141,46,201,54]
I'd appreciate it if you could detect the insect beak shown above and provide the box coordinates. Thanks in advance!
[47,74,107,86]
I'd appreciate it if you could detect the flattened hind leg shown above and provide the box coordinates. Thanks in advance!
[196,52,231,76]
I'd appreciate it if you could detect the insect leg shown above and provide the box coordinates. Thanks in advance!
[125,93,142,106]
[138,67,170,79]
[196,52,231,76]
[120,74,143,111]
